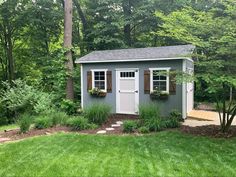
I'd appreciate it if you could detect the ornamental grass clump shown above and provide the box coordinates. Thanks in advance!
[84,103,111,125]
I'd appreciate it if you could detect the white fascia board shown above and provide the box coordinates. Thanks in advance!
[75,57,193,64]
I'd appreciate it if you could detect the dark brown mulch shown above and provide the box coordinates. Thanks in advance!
[180,125,236,138]
[0,114,139,142]
[0,126,72,141]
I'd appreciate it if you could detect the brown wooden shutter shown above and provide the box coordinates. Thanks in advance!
[87,71,92,91]
[144,70,150,94]
[107,71,112,93]
[169,69,176,95]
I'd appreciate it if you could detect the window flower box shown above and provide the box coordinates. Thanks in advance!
[89,88,107,97]
[150,90,169,100]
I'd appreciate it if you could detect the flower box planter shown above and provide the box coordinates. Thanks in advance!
[90,92,107,98]
[89,88,107,98]
[150,93,169,100]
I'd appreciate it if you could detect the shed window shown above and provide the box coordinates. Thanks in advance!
[150,68,170,93]
[92,70,107,91]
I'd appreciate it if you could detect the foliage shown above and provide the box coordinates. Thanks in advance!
[50,111,69,126]
[89,88,106,97]
[156,1,236,132]
[138,126,150,134]
[18,114,32,133]
[84,103,111,125]
[34,116,53,129]
[60,99,79,115]
[139,104,165,131]
[123,120,138,133]
[66,117,90,131]
[0,80,54,119]
[139,104,160,121]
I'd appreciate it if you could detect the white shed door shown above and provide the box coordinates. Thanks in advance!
[116,70,139,114]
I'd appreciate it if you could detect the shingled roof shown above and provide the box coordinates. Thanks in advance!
[76,44,195,64]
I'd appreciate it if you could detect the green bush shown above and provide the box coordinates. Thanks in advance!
[66,117,90,130]
[84,103,111,125]
[60,99,79,115]
[34,116,53,129]
[144,117,164,132]
[169,109,182,121]
[50,111,69,126]
[0,80,54,118]
[164,110,182,128]
[123,120,138,133]
[138,126,150,134]
[139,104,164,132]
[139,104,160,120]
[19,114,32,133]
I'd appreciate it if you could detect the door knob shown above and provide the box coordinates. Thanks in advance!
[135,90,138,93]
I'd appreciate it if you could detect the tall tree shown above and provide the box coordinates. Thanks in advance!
[64,0,74,100]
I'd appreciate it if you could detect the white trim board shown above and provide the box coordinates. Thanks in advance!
[80,64,84,109]
[76,57,193,64]
[182,60,187,119]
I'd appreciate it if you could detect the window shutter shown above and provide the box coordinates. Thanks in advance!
[169,69,176,95]
[107,71,112,93]
[87,71,92,91]
[144,70,150,94]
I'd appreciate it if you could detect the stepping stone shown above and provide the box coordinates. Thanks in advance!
[0,138,11,143]
[96,130,106,134]
[106,128,115,131]
[116,121,123,125]
[111,124,120,128]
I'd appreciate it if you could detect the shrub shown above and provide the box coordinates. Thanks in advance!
[19,114,32,133]
[164,110,182,128]
[66,117,90,130]
[139,104,160,121]
[138,126,150,134]
[169,109,182,122]
[139,104,164,132]
[0,80,54,118]
[144,117,164,132]
[50,111,69,126]
[123,120,138,133]
[84,103,111,125]
[34,116,53,129]
[60,99,79,115]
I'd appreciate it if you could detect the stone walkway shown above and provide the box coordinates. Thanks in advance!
[97,121,123,134]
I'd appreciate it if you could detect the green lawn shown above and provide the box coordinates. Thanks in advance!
[0,131,236,177]
[0,124,18,132]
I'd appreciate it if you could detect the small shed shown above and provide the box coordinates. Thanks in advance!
[76,45,195,118]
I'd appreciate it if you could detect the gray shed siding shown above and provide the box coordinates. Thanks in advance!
[81,60,184,117]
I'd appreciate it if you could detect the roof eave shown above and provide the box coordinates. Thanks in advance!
[75,57,193,64]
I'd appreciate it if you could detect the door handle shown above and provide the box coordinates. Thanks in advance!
[135,90,138,93]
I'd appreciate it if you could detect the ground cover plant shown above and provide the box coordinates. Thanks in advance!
[0,131,236,177]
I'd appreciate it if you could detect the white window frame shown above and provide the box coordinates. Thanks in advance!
[149,67,171,93]
[91,69,108,92]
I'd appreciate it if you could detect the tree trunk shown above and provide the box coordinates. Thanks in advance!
[122,0,132,47]
[64,0,74,100]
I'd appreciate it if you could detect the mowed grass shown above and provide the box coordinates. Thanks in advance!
[0,131,236,177]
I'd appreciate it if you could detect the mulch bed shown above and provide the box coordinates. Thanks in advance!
[0,114,139,143]
[180,125,236,138]
[1,114,236,143]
